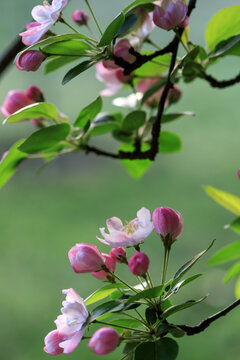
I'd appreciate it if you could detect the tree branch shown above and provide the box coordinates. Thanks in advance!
[177,299,240,336]
[0,37,24,77]
[203,72,240,88]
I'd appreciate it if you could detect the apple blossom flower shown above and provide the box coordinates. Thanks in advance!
[44,330,64,355]
[19,0,68,46]
[26,85,44,102]
[153,0,188,31]
[68,243,105,273]
[103,39,136,70]
[128,252,149,276]
[72,10,89,26]
[96,62,133,96]
[109,247,127,263]
[130,8,155,48]
[152,207,184,245]
[21,22,46,46]
[16,50,46,72]
[0,90,33,118]
[91,253,116,282]
[53,288,89,354]
[237,169,240,179]
[88,327,120,355]
[97,207,154,248]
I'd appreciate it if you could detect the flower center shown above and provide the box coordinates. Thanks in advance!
[43,1,49,6]
[121,221,138,234]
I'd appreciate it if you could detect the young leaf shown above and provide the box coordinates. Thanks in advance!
[166,274,203,298]
[162,296,207,318]
[4,103,58,124]
[161,111,195,124]
[45,56,79,74]
[127,285,163,303]
[204,186,240,216]
[117,14,138,37]
[89,114,118,136]
[0,140,26,189]
[84,283,125,306]
[172,240,215,286]
[122,110,146,131]
[135,338,179,360]
[159,131,182,153]
[205,5,240,50]
[98,12,125,47]
[74,97,102,128]
[90,300,127,322]
[18,124,71,154]
[42,40,93,56]
[211,34,240,59]
[229,217,240,234]
[135,54,170,77]
[208,241,240,266]
[171,46,199,82]
[62,60,96,85]
[235,276,240,298]
[224,262,240,283]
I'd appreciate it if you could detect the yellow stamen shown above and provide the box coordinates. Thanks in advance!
[43,1,49,6]
[121,220,138,234]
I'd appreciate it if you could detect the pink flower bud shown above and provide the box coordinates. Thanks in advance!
[26,85,44,102]
[168,85,182,105]
[88,327,120,355]
[44,330,64,355]
[72,10,89,26]
[128,252,149,276]
[114,39,136,64]
[0,90,33,118]
[153,0,188,30]
[91,253,116,282]
[109,248,127,263]
[237,169,240,179]
[137,78,166,108]
[68,243,105,273]
[16,51,45,72]
[152,207,184,244]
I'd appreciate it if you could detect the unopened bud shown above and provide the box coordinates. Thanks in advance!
[72,10,89,26]
[16,51,46,72]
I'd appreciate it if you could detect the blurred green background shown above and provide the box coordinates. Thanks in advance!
[0,1,240,359]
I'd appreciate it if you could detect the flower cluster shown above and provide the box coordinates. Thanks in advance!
[44,206,183,356]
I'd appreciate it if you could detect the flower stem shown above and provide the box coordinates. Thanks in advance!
[108,271,139,294]
[85,0,103,35]
[161,246,170,287]
[59,17,80,34]
[123,312,149,329]
[94,320,148,333]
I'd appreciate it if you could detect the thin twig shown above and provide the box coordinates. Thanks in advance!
[203,72,240,88]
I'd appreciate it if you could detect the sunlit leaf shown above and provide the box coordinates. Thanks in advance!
[204,186,240,216]
[162,296,207,318]
[42,40,93,56]
[224,262,240,283]
[4,103,58,124]
[229,217,240,234]
[98,12,125,47]
[122,110,146,131]
[208,241,240,266]
[127,285,163,303]
[84,283,125,306]
[74,97,102,128]
[235,276,240,299]
[159,131,182,153]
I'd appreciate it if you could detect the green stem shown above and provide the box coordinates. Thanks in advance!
[146,271,154,288]
[86,24,98,41]
[59,17,80,34]
[123,312,149,329]
[108,271,139,294]
[85,0,103,35]
[134,309,147,324]
[95,320,148,333]
[161,246,170,287]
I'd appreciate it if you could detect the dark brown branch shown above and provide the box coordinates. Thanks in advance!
[0,37,24,77]
[203,72,240,88]
[177,299,240,336]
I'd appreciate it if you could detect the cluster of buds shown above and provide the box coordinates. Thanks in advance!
[44,206,183,356]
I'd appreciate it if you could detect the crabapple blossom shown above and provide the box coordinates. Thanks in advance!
[109,247,127,263]
[130,8,155,47]
[0,90,32,118]
[26,85,44,102]
[16,51,46,72]
[237,169,240,179]
[44,330,64,355]
[103,39,136,70]
[152,207,184,244]
[97,207,153,248]
[72,10,89,26]
[128,252,150,276]
[88,327,120,355]
[19,0,68,45]
[91,253,116,282]
[153,0,188,30]
[21,22,46,46]
[68,243,105,273]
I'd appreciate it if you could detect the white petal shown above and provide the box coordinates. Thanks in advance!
[32,5,52,24]
[137,207,151,223]
[106,217,123,232]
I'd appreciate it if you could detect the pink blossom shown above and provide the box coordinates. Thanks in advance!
[88,327,120,355]
[109,247,127,263]
[152,207,184,244]
[130,9,155,47]
[137,77,166,107]
[53,288,88,354]
[68,243,105,273]
[103,39,136,70]
[96,62,133,96]
[0,90,33,118]
[21,22,46,46]
[91,253,116,282]
[16,50,45,72]
[19,0,68,46]
[153,0,188,31]
[44,330,64,355]
[26,85,44,102]
[237,169,240,179]
[72,10,89,26]
[128,252,149,276]
[97,207,153,248]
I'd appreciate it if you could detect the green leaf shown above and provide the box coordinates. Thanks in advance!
[141,79,166,104]
[229,217,240,234]
[105,318,142,333]
[84,283,125,306]
[123,341,140,355]
[162,297,207,318]
[211,34,240,59]
[117,14,138,37]
[112,129,133,143]
[119,143,152,180]
[4,103,58,124]
[90,300,127,322]
[135,338,179,360]
[45,56,79,74]
[123,1,155,13]
[161,111,195,124]
[0,140,26,189]
[172,240,215,286]
[74,97,102,128]
[205,5,240,50]
[145,307,157,325]
[42,40,92,56]
[171,46,199,82]
[224,262,240,283]
[204,186,240,216]
[18,124,70,154]
[98,12,125,47]
[182,62,204,81]
[159,131,182,153]
[166,274,203,297]
[235,276,240,298]
[208,241,240,266]
[167,325,185,338]
[127,285,163,303]
[122,111,146,131]
[135,54,170,77]
[89,114,118,136]
[62,60,96,85]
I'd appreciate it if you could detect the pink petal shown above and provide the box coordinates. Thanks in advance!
[60,330,84,354]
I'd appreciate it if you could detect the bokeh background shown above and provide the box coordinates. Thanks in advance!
[0,1,240,359]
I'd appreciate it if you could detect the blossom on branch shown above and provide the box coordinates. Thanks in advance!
[88,328,120,355]
[153,0,188,30]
